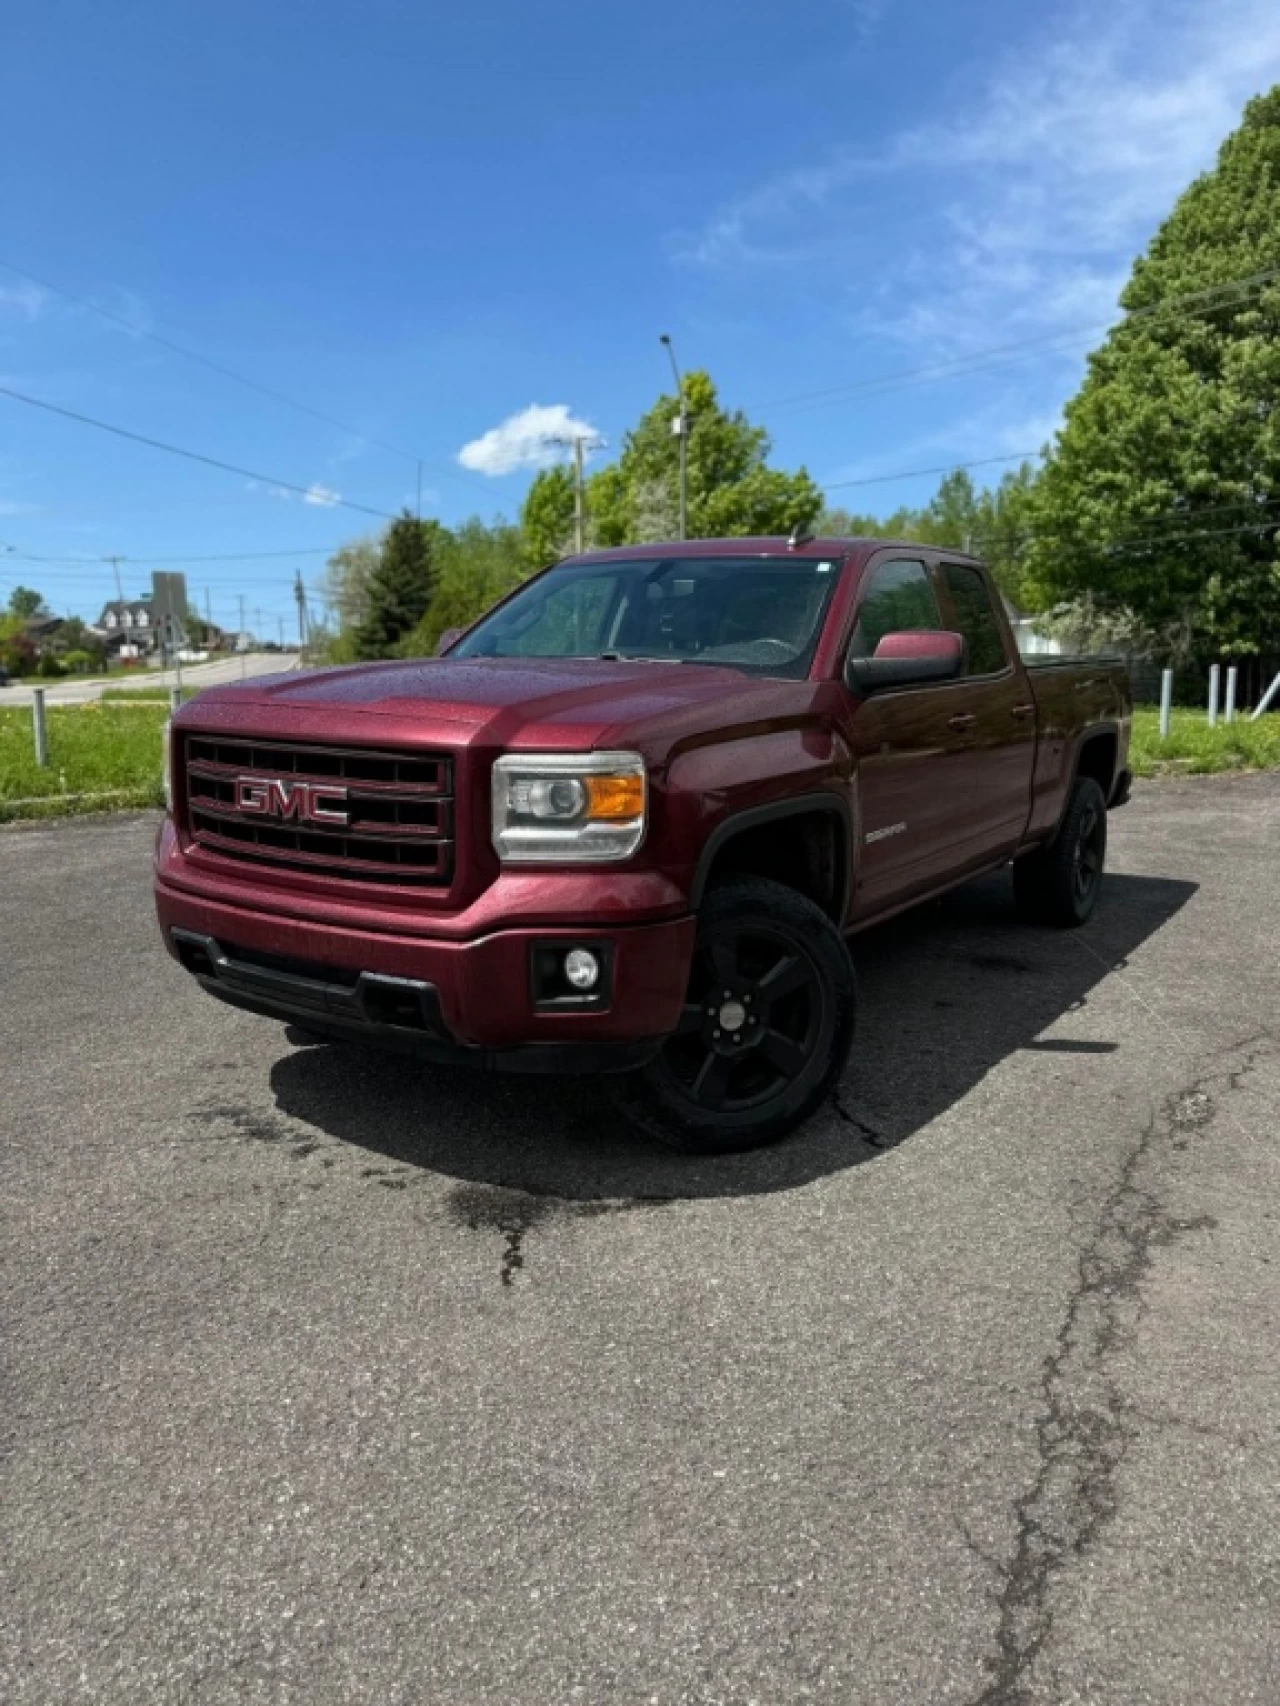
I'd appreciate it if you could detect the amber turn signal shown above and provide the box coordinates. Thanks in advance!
[585,773,645,820]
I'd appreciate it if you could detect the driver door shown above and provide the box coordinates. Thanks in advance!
[843,554,978,918]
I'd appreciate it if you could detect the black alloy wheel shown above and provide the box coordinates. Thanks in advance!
[1072,793,1105,910]
[612,877,857,1153]
[1012,774,1109,928]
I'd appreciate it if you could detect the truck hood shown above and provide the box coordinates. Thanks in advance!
[197,656,821,759]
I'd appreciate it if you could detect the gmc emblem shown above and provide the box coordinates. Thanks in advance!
[235,776,350,826]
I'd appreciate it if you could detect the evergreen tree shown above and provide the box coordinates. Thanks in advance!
[355,513,444,658]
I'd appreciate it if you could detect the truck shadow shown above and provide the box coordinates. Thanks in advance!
[269,870,1197,1204]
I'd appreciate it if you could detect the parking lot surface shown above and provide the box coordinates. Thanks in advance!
[4,777,1279,1705]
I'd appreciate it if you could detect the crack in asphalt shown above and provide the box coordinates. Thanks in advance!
[830,1089,890,1149]
[967,1034,1273,1706]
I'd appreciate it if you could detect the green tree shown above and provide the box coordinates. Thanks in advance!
[0,612,37,676]
[973,463,1040,607]
[7,586,47,620]
[1023,86,1280,660]
[616,371,822,540]
[918,469,979,549]
[521,371,824,555]
[355,512,444,658]
[403,518,529,656]
[520,467,576,565]
[321,538,381,638]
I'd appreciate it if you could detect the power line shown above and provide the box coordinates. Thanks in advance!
[821,449,1041,492]
[0,257,491,489]
[759,266,1280,419]
[0,384,400,522]
[0,546,339,566]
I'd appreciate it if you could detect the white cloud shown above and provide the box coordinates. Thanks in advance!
[680,0,1280,353]
[0,284,48,321]
[0,499,40,517]
[457,403,601,476]
[243,478,340,507]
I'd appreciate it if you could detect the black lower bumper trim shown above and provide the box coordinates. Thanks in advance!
[172,929,658,1076]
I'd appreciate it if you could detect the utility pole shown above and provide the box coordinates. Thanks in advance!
[278,615,285,647]
[544,432,605,554]
[294,571,309,651]
[107,555,125,603]
[238,594,247,680]
[659,334,689,541]
[204,587,212,629]
[416,459,424,521]
[573,437,586,554]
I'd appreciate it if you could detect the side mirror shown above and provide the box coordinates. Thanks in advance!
[435,627,463,657]
[847,630,965,693]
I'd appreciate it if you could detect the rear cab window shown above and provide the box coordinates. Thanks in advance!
[939,562,1010,677]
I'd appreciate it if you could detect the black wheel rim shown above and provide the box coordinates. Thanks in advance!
[1072,802,1104,904]
[661,921,827,1114]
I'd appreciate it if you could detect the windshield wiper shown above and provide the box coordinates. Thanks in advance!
[597,651,693,664]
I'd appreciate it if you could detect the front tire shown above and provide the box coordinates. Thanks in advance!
[1013,775,1108,927]
[611,877,857,1154]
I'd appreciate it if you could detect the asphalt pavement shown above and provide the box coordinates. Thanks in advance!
[3,777,1279,1704]
[0,651,300,707]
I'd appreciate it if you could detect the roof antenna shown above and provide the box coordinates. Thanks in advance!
[787,522,815,548]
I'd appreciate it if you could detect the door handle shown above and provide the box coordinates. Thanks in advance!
[1011,703,1036,720]
[947,712,976,731]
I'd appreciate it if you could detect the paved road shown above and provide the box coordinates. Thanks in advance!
[0,651,301,707]
[4,778,1278,1705]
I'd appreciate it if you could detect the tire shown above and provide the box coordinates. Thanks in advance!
[611,877,857,1154]
[1013,775,1108,927]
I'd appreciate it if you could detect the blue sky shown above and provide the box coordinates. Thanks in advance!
[3,0,1279,634]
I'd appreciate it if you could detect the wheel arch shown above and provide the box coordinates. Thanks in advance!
[689,794,854,924]
[1072,725,1120,800]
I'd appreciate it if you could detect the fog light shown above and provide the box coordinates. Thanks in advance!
[563,948,600,991]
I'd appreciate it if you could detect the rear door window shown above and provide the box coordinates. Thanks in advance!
[850,559,942,658]
[940,563,1009,676]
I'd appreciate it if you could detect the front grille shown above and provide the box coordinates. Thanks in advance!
[184,736,454,885]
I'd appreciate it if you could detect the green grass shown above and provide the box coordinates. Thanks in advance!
[1130,706,1280,776]
[2,699,1277,827]
[0,703,168,820]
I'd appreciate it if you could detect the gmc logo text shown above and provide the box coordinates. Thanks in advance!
[235,776,350,826]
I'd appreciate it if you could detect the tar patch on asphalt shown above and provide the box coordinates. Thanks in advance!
[446,1182,671,1288]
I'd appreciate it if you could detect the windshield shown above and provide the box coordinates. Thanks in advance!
[450,555,842,679]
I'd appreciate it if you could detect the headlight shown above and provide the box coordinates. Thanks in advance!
[492,751,646,863]
[162,719,174,813]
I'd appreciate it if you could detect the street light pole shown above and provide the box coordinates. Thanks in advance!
[659,334,688,541]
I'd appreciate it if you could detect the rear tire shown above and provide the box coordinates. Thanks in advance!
[611,877,856,1154]
[1013,775,1108,927]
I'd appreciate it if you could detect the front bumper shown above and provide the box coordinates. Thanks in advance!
[168,930,662,1073]
[154,829,696,1066]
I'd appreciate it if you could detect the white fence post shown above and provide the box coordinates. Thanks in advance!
[31,686,49,767]
[1159,668,1174,739]
[170,686,182,716]
[1252,669,1280,721]
[1207,664,1220,728]
[1224,666,1238,724]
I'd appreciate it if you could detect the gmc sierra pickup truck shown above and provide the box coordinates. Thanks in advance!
[155,535,1131,1153]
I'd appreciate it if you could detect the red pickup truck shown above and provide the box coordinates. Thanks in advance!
[156,536,1131,1153]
